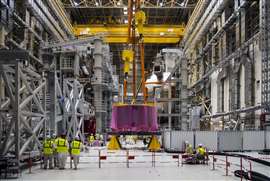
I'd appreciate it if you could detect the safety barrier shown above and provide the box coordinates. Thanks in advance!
[210,153,253,180]
[77,150,183,168]
[164,131,270,151]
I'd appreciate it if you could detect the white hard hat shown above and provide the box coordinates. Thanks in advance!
[75,136,80,140]
[198,143,203,146]
[46,135,50,139]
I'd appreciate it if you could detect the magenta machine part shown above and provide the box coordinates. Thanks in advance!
[110,104,158,132]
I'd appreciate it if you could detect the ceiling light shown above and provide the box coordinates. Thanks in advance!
[159,2,163,6]
[96,2,99,6]
[74,2,79,6]
[124,20,128,24]
[160,32,165,36]
[123,7,127,11]
[124,11,128,15]
[117,2,121,5]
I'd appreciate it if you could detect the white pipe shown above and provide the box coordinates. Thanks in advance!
[82,65,90,75]
[185,0,218,49]
[185,0,230,51]
[46,0,74,37]
[183,0,210,42]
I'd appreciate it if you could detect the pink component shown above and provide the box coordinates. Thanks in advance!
[110,104,158,131]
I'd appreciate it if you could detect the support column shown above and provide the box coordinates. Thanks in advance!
[168,85,172,130]
[93,38,104,132]
[14,63,20,168]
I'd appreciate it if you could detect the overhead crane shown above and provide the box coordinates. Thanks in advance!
[73,24,185,44]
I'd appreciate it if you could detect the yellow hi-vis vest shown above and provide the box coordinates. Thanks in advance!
[43,140,53,155]
[89,135,95,143]
[56,138,68,153]
[197,147,206,156]
[185,145,193,154]
[71,140,81,155]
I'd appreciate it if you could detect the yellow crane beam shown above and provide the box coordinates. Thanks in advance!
[73,24,185,44]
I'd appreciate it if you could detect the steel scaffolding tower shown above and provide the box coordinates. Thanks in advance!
[0,50,47,167]
[261,0,270,129]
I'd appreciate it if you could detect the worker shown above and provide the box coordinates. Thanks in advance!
[185,144,194,156]
[196,143,206,163]
[89,134,95,146]
[99,134,104,146]
[96,133,100,140]
[43,135,54,169]
[56,133,69,169]
[52,133,58,168]
[71,136,83,169]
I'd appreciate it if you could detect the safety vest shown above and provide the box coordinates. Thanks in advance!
[56,138,68,153]
[43,140,53,155]
[89,135,95,143]
[186,145,193,154]
[71,140,81,155]
[197,147,206,156]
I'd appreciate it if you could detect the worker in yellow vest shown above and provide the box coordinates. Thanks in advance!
[71,136,83,169]
[43,135,54,169]
[196,144,206,163]
[56,134,69,169]
[185,144,194,156]
[89,134,95,146]
[52,134,59,168]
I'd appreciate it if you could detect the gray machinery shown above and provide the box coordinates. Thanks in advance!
[151,48,189,130]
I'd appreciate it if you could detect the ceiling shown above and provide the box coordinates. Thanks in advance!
[61,0,198,81]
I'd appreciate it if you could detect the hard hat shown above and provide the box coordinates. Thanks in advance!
[46,135,50,139]
[75,136,80,140]
[198,143,203,147]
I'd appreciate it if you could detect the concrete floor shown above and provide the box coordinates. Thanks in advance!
[15,164,238,180]
[6,148,240,181]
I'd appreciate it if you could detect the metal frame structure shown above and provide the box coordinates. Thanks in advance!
[182,0,264,130]
[63,79,86,140]
[261,0,270,111]
[0,50,47,166]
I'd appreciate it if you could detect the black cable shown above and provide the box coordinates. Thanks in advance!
[234,170,270,181]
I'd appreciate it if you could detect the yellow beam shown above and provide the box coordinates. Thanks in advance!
[73,24,185,44]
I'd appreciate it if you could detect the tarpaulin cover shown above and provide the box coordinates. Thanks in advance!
[110,104,158,131]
